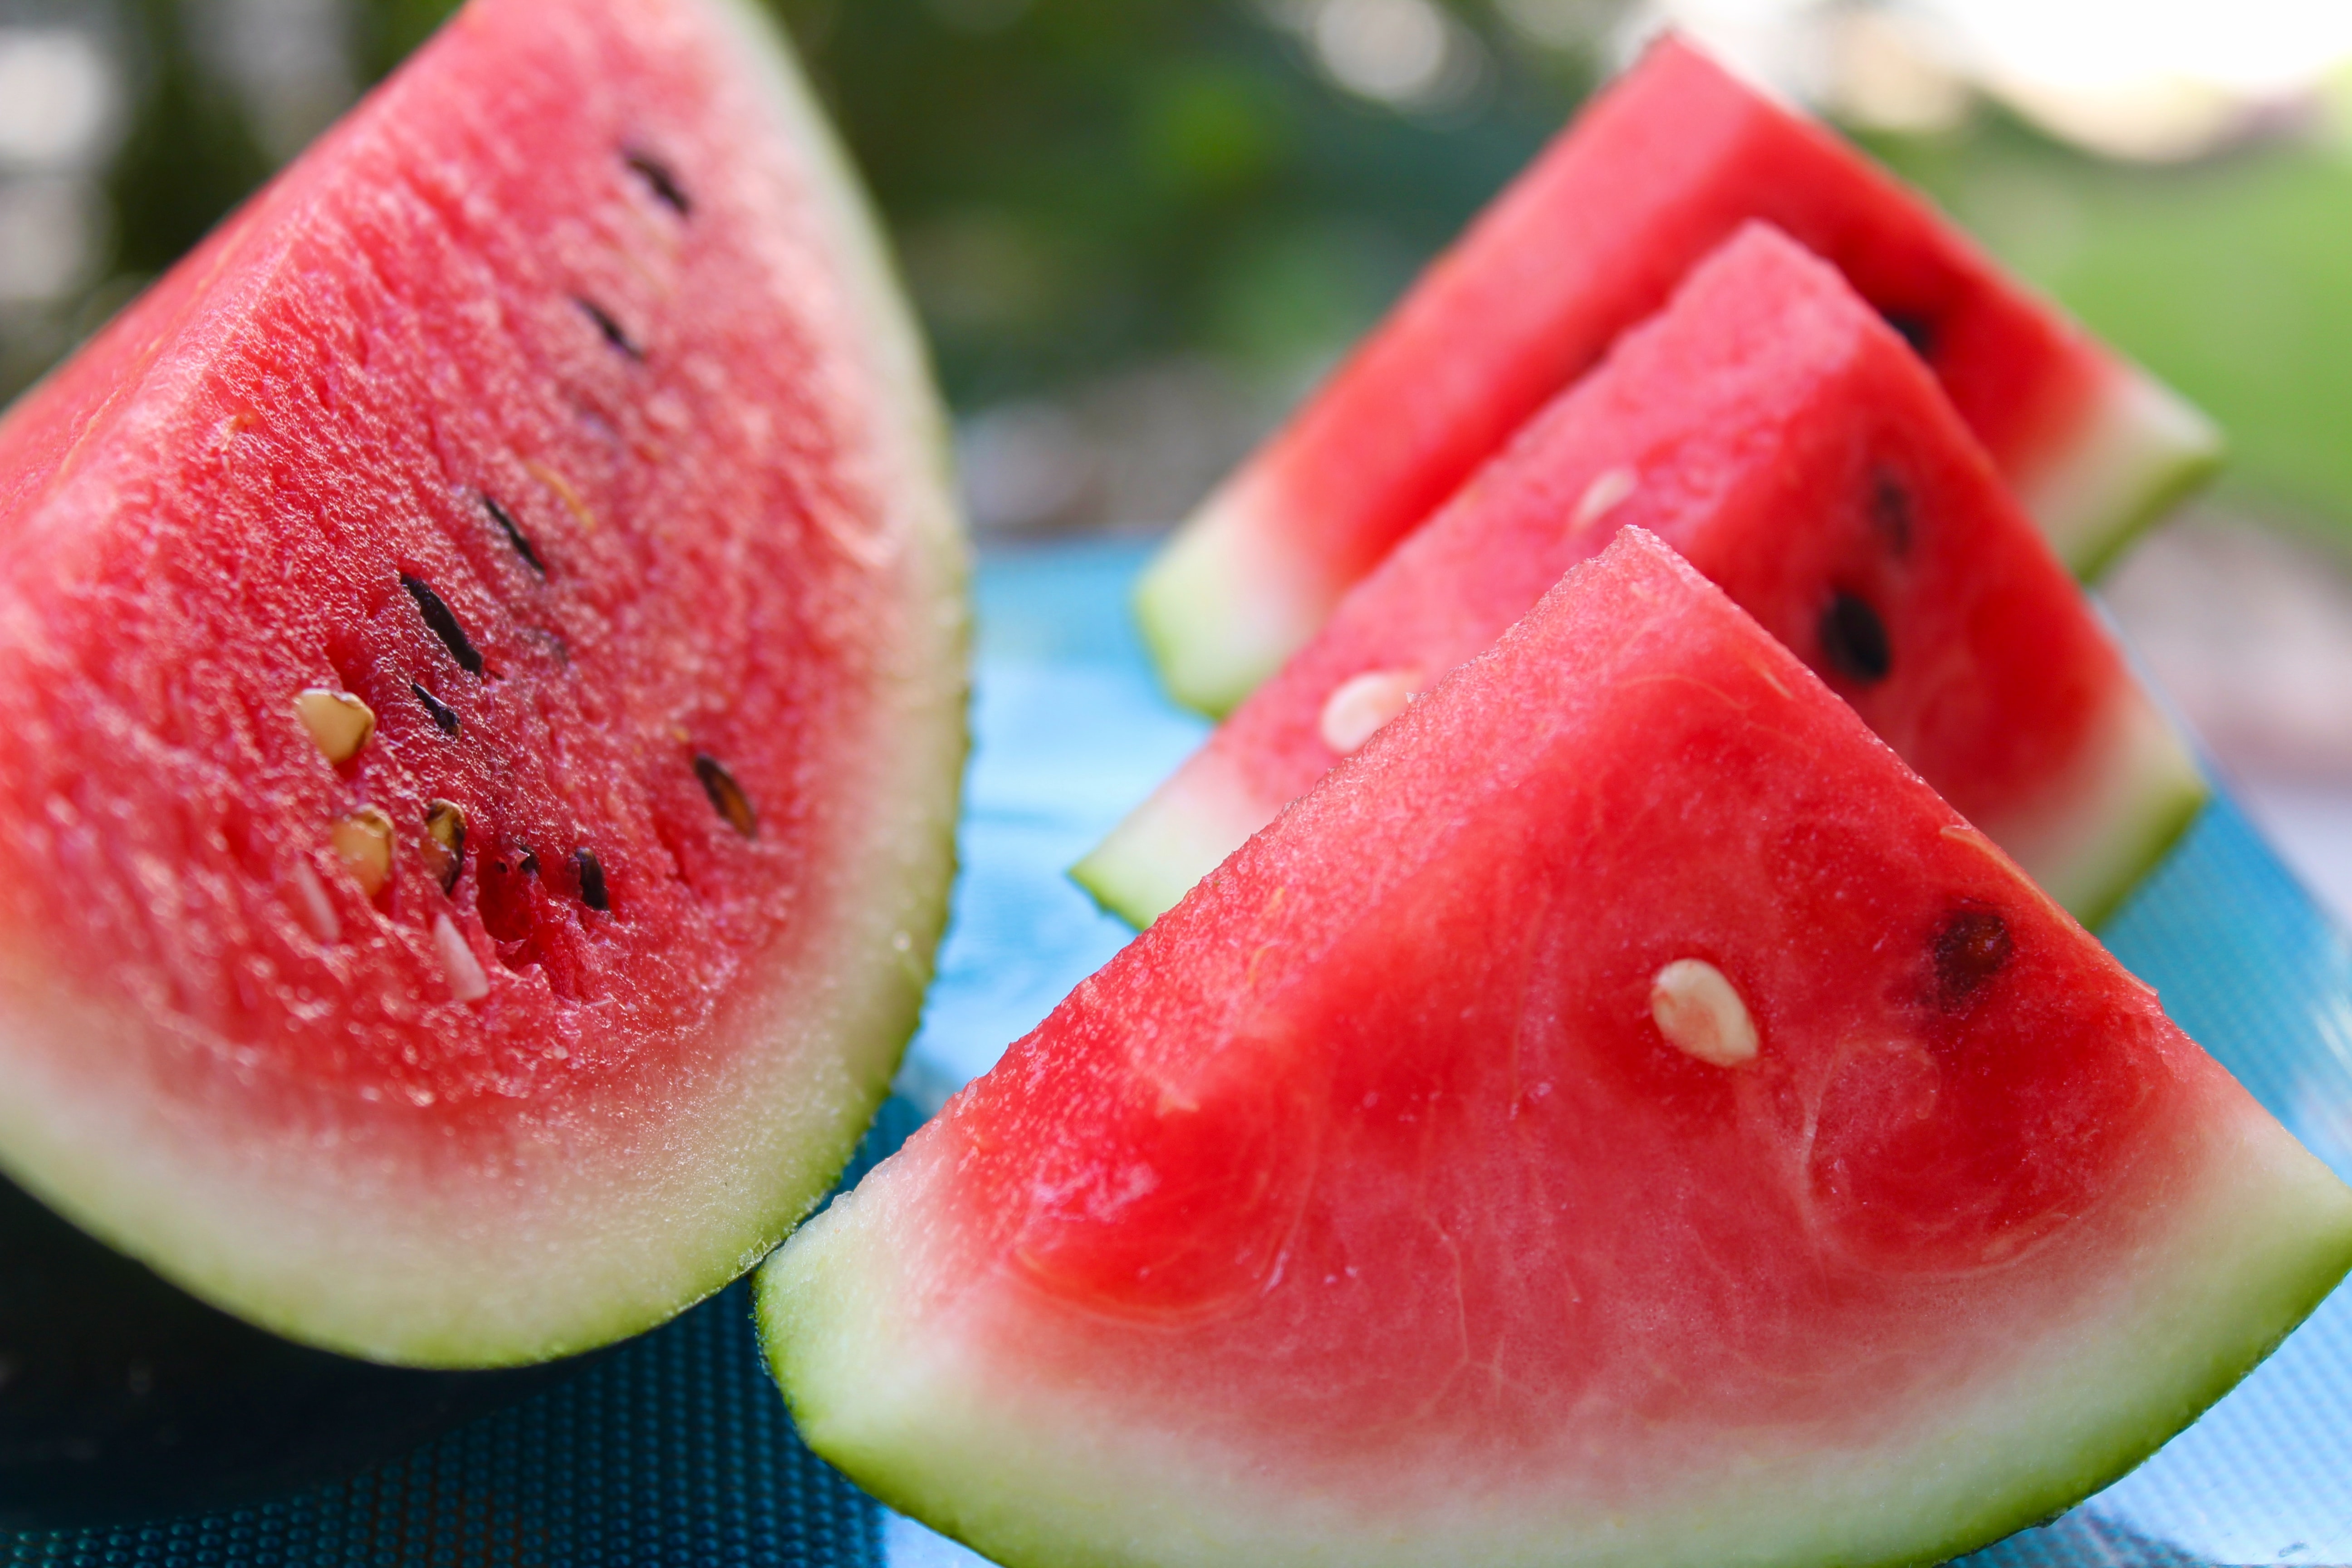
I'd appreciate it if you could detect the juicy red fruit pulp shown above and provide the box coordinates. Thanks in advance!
[0,8,896,1126]
[0,0,965,1374]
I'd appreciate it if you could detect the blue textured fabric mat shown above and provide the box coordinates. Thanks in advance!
[11,539,2352,1565]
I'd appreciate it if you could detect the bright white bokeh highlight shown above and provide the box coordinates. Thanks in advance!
[0,29,118,169]
[1633,0,2352,159]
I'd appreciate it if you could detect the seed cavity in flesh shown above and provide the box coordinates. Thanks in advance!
[694,752,759,839]
[624,149,691,215]
[402,573,485,676]
[331,806,396,897]
[1650,958,1759,1067]
[1881,309,1936,360]
[411,682,460,735]
[1934,906,2014,1007]
[576,297,643,360]
[295,687,375,763]
[1571,466,1637,535]
[483,493,546,575]
[573,847,609,911]
[1870,471,1912,556]
[433,912,490,1005]
[1819,591,1892,685]
[1318,668,1419,756]
[423,799,468,892]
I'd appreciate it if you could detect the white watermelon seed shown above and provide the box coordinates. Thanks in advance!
[330,806,396,897]
[295,688,375,764]
[289,859,338,944]
[1650,958,1758,1067]
[1572,466,1637,534]
[432,912,490,1005]
[1318,668,1419,755]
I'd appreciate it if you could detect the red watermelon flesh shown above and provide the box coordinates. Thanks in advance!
[1082,225,2204,932]
[765,530,2352,1568]
[0,0,964,1365]
[1135,34,2219,716]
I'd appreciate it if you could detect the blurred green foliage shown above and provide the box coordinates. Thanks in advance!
[1876,119,2352,544]
[757,0,1593,404]
[106,0,271,279]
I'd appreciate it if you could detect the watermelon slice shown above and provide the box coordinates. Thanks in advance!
[763,529,2352,1568]
[0,0,964,1366]
[1080,225,2205,931]
[1136,35,2220,715]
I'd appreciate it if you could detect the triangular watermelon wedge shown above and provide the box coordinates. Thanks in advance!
[0,0,963,1367]
[1081,224,2204,931]
[764,529,2352,1568]
[1137,35,2220,716]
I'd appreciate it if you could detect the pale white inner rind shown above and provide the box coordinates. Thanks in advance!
[1070,755,1263,929]
[0,0,968,1368]
[2019,361,2221,582]
[1993,672,2207,930]
[1135,481,1327,719]
[764,1094,2352,1568]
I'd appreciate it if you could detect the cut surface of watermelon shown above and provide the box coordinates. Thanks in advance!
[0,0,964,1366]
[764,530,2352,1568]
[1135,35,2218,716]
[1081,225,2204,931]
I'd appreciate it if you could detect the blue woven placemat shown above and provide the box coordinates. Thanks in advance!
[11,539,2352,1566]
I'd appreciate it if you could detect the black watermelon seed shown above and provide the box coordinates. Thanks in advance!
[573,848,609,911]
[410,682,460,735]
[517,850,541,878]
[1934,907,2014,1007]
[482,493,545,575]
[1819,591,1892,685]
[401,573,485,676]
[1881,309,1937,360]
[1870,471,1913,557]
[623,149,691,215]
[575,297,643,360]
[694,752,758,839]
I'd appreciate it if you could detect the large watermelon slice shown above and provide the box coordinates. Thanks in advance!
[764,529,2352,1568]
[1079,225,2204,931]
[1136,35,2219,716]
[0,0,964,1366]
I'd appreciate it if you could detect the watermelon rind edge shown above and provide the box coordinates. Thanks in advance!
[1133,479,1314,719]
[1067,772,1251,931]
[2027,362,2224,584]
[2036,686,2211,933]
[0,0,970,1369]
[757,1091,2352,1568]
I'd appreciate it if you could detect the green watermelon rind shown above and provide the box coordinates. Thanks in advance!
[760,1104,2352,1568]
[0,0,969,1369]
[2029,362,2225,585]
[1133,481,1310,720]
[1068,771,1251,930]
